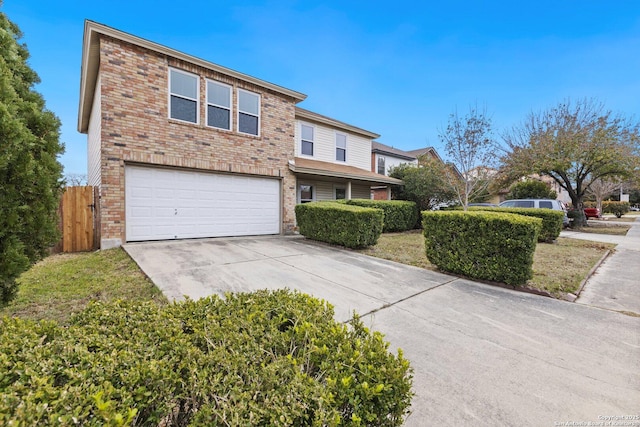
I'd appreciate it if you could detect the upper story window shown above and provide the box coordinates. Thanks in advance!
[377,156,386,175]
[238,89,260,136]
[336,133,347,162]
[169,68,199,124]
[206,80,232,130]
[301,124,314,156]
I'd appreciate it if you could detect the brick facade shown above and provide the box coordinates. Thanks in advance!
[95,36,298,246]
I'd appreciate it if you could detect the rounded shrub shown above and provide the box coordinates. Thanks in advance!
[0,290,413,426]
[470,206,564,242]
[345,199,419,232]
[423,211,541,286]
[295,202,384,248]
[602,201,630,218]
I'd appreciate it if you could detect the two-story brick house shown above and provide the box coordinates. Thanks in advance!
[78,21,399,248]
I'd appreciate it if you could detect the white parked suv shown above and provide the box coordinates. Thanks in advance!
[498,199,569,227]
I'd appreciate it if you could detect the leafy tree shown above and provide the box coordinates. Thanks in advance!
[507,180,557,200]
[389,158,456,213]
[439,105,497,210]
[502,98,640,227]
[0,11,64,305]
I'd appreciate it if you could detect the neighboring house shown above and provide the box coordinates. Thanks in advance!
[371,142,418,177]
[78,21,399,249]
[370,143,446,200]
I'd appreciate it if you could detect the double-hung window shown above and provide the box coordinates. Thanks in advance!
[336,133,347,162]
[206,80,231,130]
[301,124,314,156]
[299,184,314,203]
[169,68,198,123]
[238,89,260,135]
[377,157,386,175]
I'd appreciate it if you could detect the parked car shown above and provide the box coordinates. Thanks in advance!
[630,206,640,212]
[499,199,570,228]
[584,207,601,219]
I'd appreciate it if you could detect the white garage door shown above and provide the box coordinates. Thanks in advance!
[125,166,280,241]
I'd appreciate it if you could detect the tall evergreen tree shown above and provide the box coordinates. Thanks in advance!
[0,10,64,305]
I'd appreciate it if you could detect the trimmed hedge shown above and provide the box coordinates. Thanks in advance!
[295,202,383,248]
[345,199,418,232]
[423,211,541,286]
[0,290,413,426]
[470,206,564,242]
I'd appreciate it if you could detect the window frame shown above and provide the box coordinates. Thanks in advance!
[334,185,346,200]
[237,88,261,136]
[335,132,347,162]
[168,67,199,124]
[300,122,315,157]
[205,79,232,131]
[377,156,386,175]
[298,183,315,203]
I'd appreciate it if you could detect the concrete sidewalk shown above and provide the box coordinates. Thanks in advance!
[561,217,640,315]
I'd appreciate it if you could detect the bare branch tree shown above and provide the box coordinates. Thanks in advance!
[439,104,497,210]
[586,177,619,214]
[64,173,87,187]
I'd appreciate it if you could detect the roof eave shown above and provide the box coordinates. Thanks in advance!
[78,20,307,133]
[295,107,380,139]
[371,149,416,161]
[289,163,402,185]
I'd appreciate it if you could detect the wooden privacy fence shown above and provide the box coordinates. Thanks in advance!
[55,186,99,253]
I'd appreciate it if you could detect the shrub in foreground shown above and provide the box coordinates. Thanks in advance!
[423,211,541,286]
[345,199,418,232]
[470,206,564,242]
[295,202,383,248]
[0,290,413,426]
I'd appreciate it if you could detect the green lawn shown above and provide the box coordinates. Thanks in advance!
[358,231,614,298]
[574,223,630,235]
[0,248,166,324]
[595,216,637,223]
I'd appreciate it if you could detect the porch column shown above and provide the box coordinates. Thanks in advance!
[346,181,352,200]
[386,186,391,200]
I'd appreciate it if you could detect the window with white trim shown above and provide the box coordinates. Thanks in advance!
[334,186,346,200]
[238,89,260,135]
[169,68,198,123]
[377,156,386,175]
[336,133,346,162]
[301,124,314,156]
[206,80,231,130]
[299,184,314,203]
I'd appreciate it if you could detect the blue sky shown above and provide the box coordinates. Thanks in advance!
[4,1,640,175]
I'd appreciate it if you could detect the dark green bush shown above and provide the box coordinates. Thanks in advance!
[345,199,418,232]
[295,202,383,248]
[506,180,557,200]
[470,206,563,242]
[0,290,413,426]
[422,211,541,286]
[602,201,630,218]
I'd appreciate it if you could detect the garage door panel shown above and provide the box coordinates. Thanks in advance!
[126,166,281,241]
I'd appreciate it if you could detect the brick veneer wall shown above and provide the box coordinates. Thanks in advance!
[96,36,298,246]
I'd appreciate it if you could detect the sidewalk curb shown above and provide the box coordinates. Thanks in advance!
[573,249,613,300]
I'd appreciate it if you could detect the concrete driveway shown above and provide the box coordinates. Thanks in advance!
[125,236,640,426]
